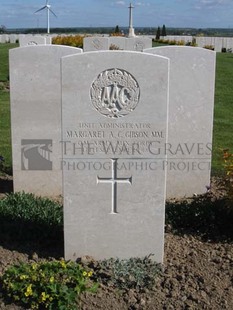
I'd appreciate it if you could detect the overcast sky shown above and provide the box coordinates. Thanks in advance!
[0,0,233,29]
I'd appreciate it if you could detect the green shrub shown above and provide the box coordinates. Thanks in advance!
[52,35,84,48]
[156,39,185,46]
[0,192,63,242]
[0,192,62,225]
[1,260,97,310]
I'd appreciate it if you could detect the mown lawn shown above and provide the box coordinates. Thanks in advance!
[0,44,18,169]
[0,43,232,174]
[212,52,233,173]
[0,91,12,168]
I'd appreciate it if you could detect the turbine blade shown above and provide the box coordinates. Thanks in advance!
[49,8,57,17]
[34,6,47,13]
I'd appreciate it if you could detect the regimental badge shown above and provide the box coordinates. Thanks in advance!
[90,68,140,118]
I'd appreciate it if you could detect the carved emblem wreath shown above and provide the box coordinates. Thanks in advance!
[90,68,140,118]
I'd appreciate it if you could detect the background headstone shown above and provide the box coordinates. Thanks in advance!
[226,37,233,51]
[196,37,205,48]
[2,34,9,43]
[62,51,169,262]
[125,37,152,51]
[19,35,46,47]
[144,46,216,198]
[9,34,18,44]
[45,35,52,45]
[214,37,223,52]
[83,36,109,51]
[10,45,82,196]
[109,37,126,50]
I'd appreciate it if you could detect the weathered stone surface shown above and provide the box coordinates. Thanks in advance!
[62,51,169,262]
[19,35,47,46]
[144,46,216,198]
[10,45,82,196]
[83,36,109,51]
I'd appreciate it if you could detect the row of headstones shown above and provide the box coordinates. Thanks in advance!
[83,36,152,51]
[0,33,152,51]
[10,45,215,262]
[195,37,233,52]
[3,33,233,52]
[0,34,52,45]
[161,35,233,52]
[0,34,19,43]
[18,35,52,46]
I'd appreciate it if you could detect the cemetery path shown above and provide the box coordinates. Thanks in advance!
[0,232,232,309]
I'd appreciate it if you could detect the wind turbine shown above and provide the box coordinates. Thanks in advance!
[34,0,57,34]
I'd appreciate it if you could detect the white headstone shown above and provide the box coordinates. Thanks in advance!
[62,51,169,262]
[9,34,18,44]
[222,37,227,49]
[195,37,205,48]
[204,37,212,46]
[19,35,46,47]
[10,45,82,196]
[125,37,152,51]
[214,37,223,52]
[2,34,9,43]
[45,35,52,45]
[109,37,126,50]
[185,36,193,43]
[226,37,233,51]
[144,46,216,198]
[83,37,109,52]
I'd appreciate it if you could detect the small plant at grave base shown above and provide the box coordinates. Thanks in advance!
[109,44,120,50]
[1,260,98,310]
[93,255,161,291]
[190,38,197,47]
[203,45,214,50]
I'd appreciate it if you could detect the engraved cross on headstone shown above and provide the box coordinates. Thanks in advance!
[97,158,132,214]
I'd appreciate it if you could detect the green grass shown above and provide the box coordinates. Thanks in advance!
[0,43,18,81]
[0,44,18,170]
[212,53,233,173]
[0,192,63,254]
[152,41,168,47]
[0,43,233,174]
[0,91,11,169]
